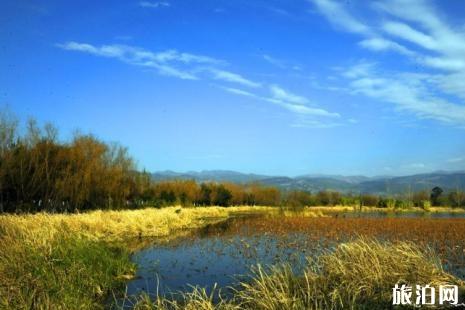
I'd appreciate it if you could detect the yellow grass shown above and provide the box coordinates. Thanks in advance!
[0,206,279,309]
[309,205,465,213]
[132,238,465,309]
[0,206,278,243]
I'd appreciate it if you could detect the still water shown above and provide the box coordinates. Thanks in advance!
[124,212,465,301]
[126,220,313,298]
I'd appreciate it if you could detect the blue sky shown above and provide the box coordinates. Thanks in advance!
[1,0,465,176]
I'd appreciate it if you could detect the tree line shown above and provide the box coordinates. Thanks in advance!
[0,108,464,213]
[0,109,144,212]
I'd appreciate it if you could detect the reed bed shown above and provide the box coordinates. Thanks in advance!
[130,238,464,309]
[1,207,463,309]
[0,206,275,309]
[308,205,465,213]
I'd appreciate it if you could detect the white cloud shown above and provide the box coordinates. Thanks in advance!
[57,42,229,80]
[358,37,414,55]
[263,54,286,69]
[218,84,341,124]
[290,118,342,129]
[209,69,261,88]
[309,0,465,127]
[434,72,465,100]
[58,42,265,87]
[341,62,376,79]
[269,85,309,105]
[139,1,170,9]
[447,157,464,163]
[309,0,372,35]
[405,163,426,169]
[262,54,302,71]
[266,85,340,118]
[59,41,344,128]
[376,0,465,71]
[382,21,437,50]
[148,63,197,80]
[267,98,340,118]
[220,86,257,98]
[341,63,465,124]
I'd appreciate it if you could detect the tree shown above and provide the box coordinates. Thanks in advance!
[360,194,379,207]
[211,184,232,207]
[286,190,312,210]
[198,183,212,206]
[448,190,465,208]
[430,186,443,206]
[413,190,429,207]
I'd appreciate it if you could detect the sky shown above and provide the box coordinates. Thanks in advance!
[1,0,465,176]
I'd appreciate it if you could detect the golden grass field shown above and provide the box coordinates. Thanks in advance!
[1,206,464,309]
[0,206,281,309]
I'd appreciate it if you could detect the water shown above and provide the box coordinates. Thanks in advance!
[126,228,312,299]
[123,212,465,303]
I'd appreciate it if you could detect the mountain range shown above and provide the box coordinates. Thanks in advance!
[151,170,465,195]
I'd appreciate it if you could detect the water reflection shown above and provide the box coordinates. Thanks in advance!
[126,218,312,299]
[124,212,465,303]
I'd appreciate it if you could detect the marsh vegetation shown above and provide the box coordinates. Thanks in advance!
[121,214,465,309]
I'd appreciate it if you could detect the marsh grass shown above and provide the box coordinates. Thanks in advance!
[130,238,465,309]
[309,205,465,214]
[0,206,279,309]
[2,206,463,309]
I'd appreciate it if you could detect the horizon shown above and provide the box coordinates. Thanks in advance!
[2,0,465,176]
[152,168,465,179]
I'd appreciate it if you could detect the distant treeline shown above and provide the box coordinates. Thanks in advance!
[0,109,464,213]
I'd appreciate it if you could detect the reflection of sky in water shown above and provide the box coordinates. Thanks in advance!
[124,213,465,303]
[126,232,314,298]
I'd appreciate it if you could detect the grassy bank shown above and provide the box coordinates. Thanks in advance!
[1,206,463,309]
[130,238,465,309]
[0,206,278,309]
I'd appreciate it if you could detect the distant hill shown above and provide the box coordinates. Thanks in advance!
[151,170,465,195]
[151,170,268,183]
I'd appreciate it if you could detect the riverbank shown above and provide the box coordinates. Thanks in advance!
[1,205,463,309]
[0,206,279,309]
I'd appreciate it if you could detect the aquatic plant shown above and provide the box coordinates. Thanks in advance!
[0,206,275,309]
[129,238,465,309]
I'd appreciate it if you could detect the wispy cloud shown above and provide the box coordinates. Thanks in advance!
[405,163,426,169]
[269,85,309,105]
[57,42,264,87]
[139,1,170,9]
[338,62,465,124]
[263,54,286,69]
[447,157,465,164]
[262,54,302,71]
[59,41,343,128]
[220,86,257,98]
[358,37,414,56]
[310,0,372,35]
[266,85,340,118]
[309,0,465,126]
[382,21,437,51]
[208,68,261,88]
[218,84,342,128]
[57,42,224,80]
